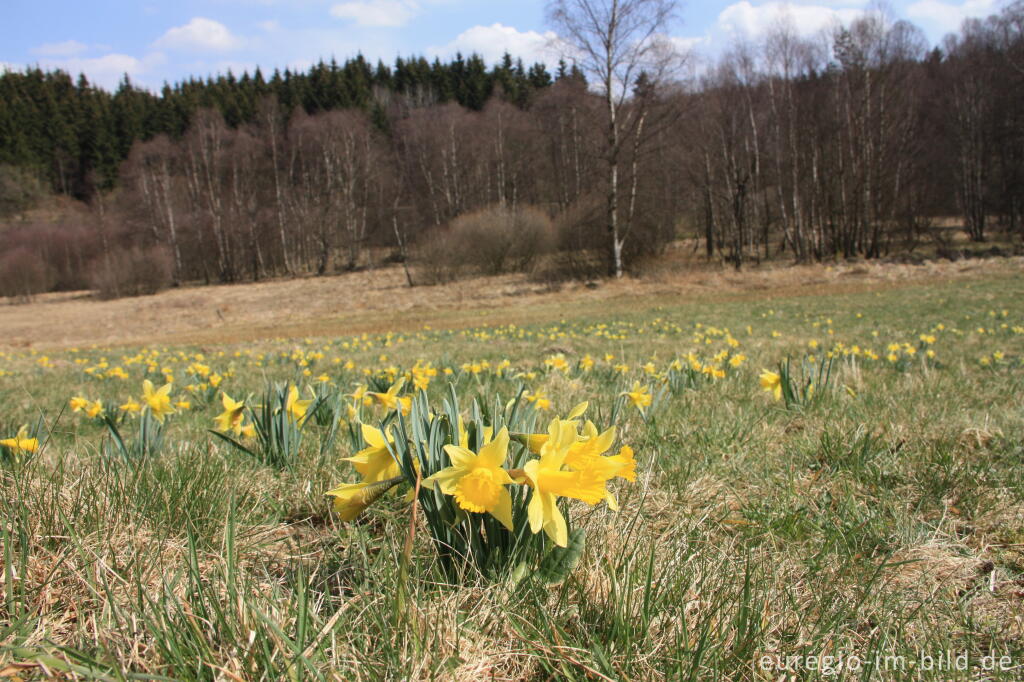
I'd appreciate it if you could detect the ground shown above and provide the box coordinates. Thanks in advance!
[2,256,1017,348]
[1,258,1023,680]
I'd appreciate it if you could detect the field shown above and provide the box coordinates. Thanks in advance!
[1,259,1023,680]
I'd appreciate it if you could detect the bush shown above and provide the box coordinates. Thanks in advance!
[539,197,607,281]
[411,204,555,284]
[0,246,55,302]
[88,246,173,299]
[410,230,464,285]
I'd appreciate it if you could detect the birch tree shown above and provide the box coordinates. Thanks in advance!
[547,0,679,277]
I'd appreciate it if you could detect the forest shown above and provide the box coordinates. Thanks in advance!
[0,2,1022,298]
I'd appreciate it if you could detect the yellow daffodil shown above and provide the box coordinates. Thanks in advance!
[70,396,104,418]
[142,379,176,422]
[284,384,312,424]
[522,419,609,547]
[0,425,38,454]
[119,398,140,414]
[424,427,515,529]
[327,476,404,521]
[621,382,652,412]
[366,377,411,415]
[563,421,636,510]
[344,423,399,483]
[525,390,552,411]
[86,399,104,418]
[759,370,782,401]
[214,392,246,436]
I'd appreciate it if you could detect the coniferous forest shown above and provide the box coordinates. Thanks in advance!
[1,2,1022,299]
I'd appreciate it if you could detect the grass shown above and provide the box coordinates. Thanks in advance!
[1,265,1023,680]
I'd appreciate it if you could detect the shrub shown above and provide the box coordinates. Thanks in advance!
[88,245,173,299]
[537,197,607,281]
[410,229,465,285]
[411,204,555,283]
[0,247,55,302]
[461,204,555,275]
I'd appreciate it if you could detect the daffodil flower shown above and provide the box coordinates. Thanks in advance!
[424,427,515,530]
[142,379,176,422]
[759,370,782,401]
[71,396,104,418]
[327,476,404,521]
[558,422,635,510]
[0,425,39,454]
[214,392,246,436]
[621,382,653,412]
[284,384,312,424]
[366,377,411,415]
[344,423,400,483]
[522,419,609,547]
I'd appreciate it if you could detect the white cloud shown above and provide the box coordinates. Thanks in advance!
[906,0,1000,35]
[716,2,865,40]
[153,17,243,52]
[329,0,419,28]
[429,23,562,66]
[30,40,89,57]
[671,35,709,54]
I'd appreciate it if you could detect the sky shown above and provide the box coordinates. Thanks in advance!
[0,0,1009,91]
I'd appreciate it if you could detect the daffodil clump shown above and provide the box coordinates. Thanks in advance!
[327,388,637,580]
[68,380,181,460]
[210,383,321,469]
[760,355,835,409]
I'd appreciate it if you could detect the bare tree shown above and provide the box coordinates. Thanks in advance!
[547,0,680,277]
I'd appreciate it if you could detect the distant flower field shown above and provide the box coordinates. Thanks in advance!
[1,272,1023,679]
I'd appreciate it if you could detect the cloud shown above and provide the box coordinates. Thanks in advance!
[715,1,866,40]
[670,36,709,54]
[329,0,419,28]
[30,40,90,57]
[906,0,1000,35]
[153,17,243,51]
[429,23,562,66]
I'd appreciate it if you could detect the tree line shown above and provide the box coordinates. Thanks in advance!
[0,1,1022,299]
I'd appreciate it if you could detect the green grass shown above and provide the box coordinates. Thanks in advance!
[1,272,1023,680]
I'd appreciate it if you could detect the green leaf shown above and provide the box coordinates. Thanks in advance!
[537,528,585,585]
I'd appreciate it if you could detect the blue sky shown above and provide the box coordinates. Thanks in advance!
[0,0,1008,91]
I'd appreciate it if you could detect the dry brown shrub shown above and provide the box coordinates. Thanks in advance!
[534,197,606,282]
[88,245,173,299]
[412,204,555,284]
[0,246,56,302]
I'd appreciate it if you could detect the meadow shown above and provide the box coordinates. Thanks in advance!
[1,261,1023,680]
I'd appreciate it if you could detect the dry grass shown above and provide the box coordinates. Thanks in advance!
[2,256,1021,349]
